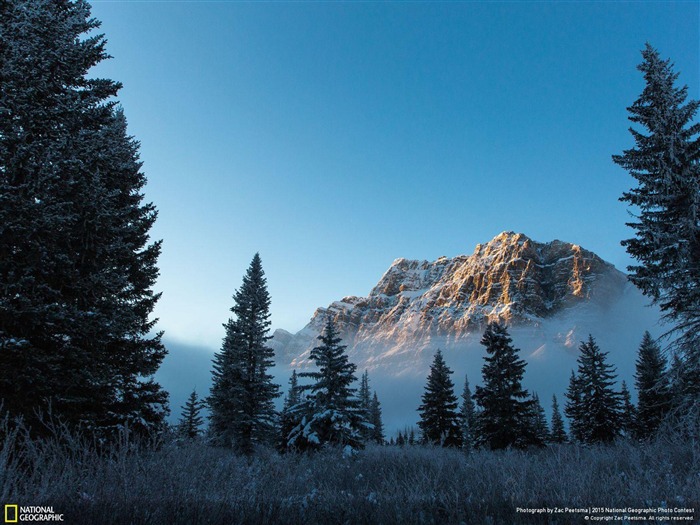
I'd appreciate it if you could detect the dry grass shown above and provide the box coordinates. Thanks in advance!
[2,420,699,524]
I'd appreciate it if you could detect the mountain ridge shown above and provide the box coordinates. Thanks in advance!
[271,231,630,367]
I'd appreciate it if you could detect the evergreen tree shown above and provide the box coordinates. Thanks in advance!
[528,393,550,447]
[286,370,302,407]
[634,332,671,438]
[177,389,206,440]
[565,370,585,442]
[571,335,623,444]
[358,370,373,441]
[620,381,637,438]
[0,0,168,437]
[369,391,385,444]
[417,349,461,447]
[408,427,416,445]
[613,44,700,404]
[279,370,302,451]
[209,254,280,454]
[667,352,687,414]
[474,322,533,450]
[396,431,405,447]
[550,395,567,444]
[287,318,365,451]
[459,374,476,450]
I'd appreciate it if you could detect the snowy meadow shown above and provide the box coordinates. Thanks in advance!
[2,419,699,525]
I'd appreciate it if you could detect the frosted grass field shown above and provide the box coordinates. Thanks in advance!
[2,420,699,524]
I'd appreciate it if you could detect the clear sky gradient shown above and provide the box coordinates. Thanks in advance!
[89,0,699,350]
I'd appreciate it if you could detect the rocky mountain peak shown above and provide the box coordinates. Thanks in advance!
[271,232,628,366]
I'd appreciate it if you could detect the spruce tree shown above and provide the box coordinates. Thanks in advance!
[279,370,301,451]
[369,391,385,445]
[550,395,567,444]
[358,370,373,441]
[0,0,168,437]
[571,335,623,444]
[667,352,687,415]
[396,431,405,447]
[287,318,365,451]
[177,389,206,440]
[209,254,280,453]
[459,374,476,450]
[408,427,416,445]
[565,370,585,442]
[474,322,533,450]
[620,381,637,438]
[528,393,550,447]
[417,349,461,447]
[613,44,700,404]
[634,331,671,438]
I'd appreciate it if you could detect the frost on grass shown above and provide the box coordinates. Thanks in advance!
[2,416,699,525]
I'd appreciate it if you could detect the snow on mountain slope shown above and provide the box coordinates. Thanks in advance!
[271,232,662,433]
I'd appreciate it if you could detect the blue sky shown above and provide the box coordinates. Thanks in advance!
[89,0,699,350]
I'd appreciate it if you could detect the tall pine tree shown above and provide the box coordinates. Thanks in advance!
[474,322,534,450]
[369,391,385,445]
[279,370,302,451]
[620,381,637,438]
[209,254,280,454]
[459,374,476,450]
[286,318,366,451]
[358,370,373,442]
[417,349,461,447]
[565,370,585,442]
[569,335,623,444]
[528,393,550,447]
[177,389,206,440]
[668,351,692,416]
[634,331,671,438]
[613,44,700,409]
[550,395,567,444]
[0,0,167,437]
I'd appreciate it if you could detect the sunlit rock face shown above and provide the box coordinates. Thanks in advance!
[271,232,630,368]
[269,232,661,433]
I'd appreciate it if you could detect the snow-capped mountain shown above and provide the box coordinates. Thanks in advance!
[271,232,661,431]
[273,232,639,367]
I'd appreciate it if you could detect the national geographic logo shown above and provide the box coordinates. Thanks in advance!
[4,506,63,522]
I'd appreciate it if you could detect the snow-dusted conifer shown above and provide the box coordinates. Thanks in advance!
[550,395,567,444]
[528,393,550,447]
[571,335,623,444]
[0,0,167,437]
[369,391,385,444]
[667,352,687,414]
[565,370,585,442]
[178,389,206,440]
[459,375,476,450]
[358,370,373,441]
[418,349,461,447]
[285,370,302,408]
[613,44,700,411]
[474,322,533,449]
[287,318,365,451]
[620,381,637,438]
[279,370,301,451]
[634,332,671,438]
[209,254,280,453]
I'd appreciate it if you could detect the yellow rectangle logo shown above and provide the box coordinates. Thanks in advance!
[4,505,17,523]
